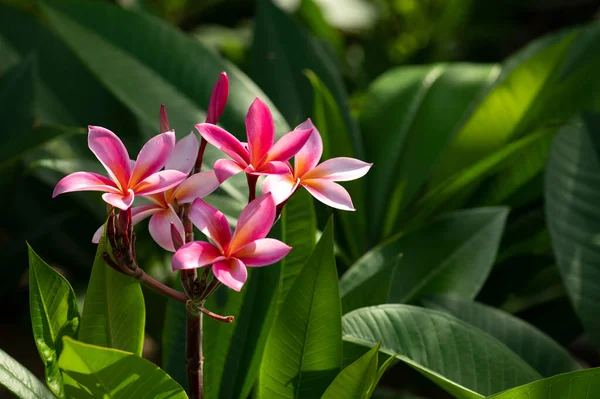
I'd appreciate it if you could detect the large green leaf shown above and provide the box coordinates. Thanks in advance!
[0,348,55,399]
[321,343,379,399]
[545,115,600,349]
[278,189,317,308]
[58,337,187,399]
[79,225,145,355]
[422,295,580,377]
[251,0,361,156]
[342,305,542,399]
[28,244,80,398]
[359,63,497,240]
[340,207,508,313]
[258,219,341,398]
[487,368,600,399]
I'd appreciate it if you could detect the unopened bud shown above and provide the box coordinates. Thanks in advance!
[160,104,170,133]
[170,222,184,250]
[206,72,229,124]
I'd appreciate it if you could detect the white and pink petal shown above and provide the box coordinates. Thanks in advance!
[52,172,120,198]
[233,238,292,267]
[245,98,274,166]
[132,170,187,196]
[212,258,248,292]
[88,126,132,190]
[172,241,223,271]
[195,123,249,165]
[188,198,232,252]
[261,174,298,205]
[148,206,185,252]
[130,131,176,187]
[174,171,220,203]
[303,157,372,181]
[302,179,355,211]
[229,194,276,253]
[165,132,199,174]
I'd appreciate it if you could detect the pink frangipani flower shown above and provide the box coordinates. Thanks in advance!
[53,127,187,210]
[172,194,291,291]
[262,120,372,211]
[92,132,220,251]
[194,98,313,183]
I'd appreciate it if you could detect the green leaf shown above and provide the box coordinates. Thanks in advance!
[58,337,187,399]
[359,63,497,240]
[321,343,379,399]
[79,224,145,355]
[340,207,508,313]
[0,347,55,399]
[161,277,188,392]
[422,295,581,377]
[486,368,600,399]
[251,0,361,156]
[545,114,600,349]
[28,244,80,398]
[259,218,342,398]
[342,305,542,399]
[279,189,317,308]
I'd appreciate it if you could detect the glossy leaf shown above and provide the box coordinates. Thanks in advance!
[545,115,600,349]
[341,207,507,313]
[278,189,316,308]
[79,224,145,355]
[342,305,541,398]
[422,295,580,377]
[0,347,55,399]
[259,219,341,399]
[28,244,80,398]
[58,337,187,399]
[487,368,600,399]
[321,343,379,399]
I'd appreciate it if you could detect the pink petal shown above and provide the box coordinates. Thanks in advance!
[88,126,132,190]
[206,72,229,124]
[261,174,298,205]
[172,241,223,271]
[303,157,372,181]
[294,119,323,178]
[130,131,177,187]
[160,105,170,132]
[253,161,291,176]
[102,189,135,210]
[229,194,276,253]
[189,198,232,252]
[173,171,220,203]
[246,98,274,166]
[213,158,245,183]
[91,204,160,244]
[261,128,313,164]
[213,258,247,291]
[132,170,187,196]
[52,172,120,197]
[232,238,292,266]
[165,132,199,174]
[149,206,185,252]
[195,123,249,165]
[302,179,355,211]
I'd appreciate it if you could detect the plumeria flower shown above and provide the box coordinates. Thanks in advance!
[53,127,187,210]
[92,132,220,251]
[172,194,291,291]
[195,98,313,183]
[262,120,372,211]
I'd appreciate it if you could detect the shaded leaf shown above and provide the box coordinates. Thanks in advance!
[321,343,379,399]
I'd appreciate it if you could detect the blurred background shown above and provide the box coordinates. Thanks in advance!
[2,0,600,398]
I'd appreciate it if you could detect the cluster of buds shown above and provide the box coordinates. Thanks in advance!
[52,72,372,321]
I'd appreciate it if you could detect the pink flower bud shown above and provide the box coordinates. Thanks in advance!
[206,72,229,124]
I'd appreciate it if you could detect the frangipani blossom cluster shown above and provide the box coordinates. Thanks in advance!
[53,72,372,292]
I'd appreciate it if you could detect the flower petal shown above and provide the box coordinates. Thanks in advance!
[233,238,292,266]
[172,241,222,271]
[206,72,229,124]
[88,126,132,190]
[294,119,323,177]
[149,206,185,252]
[246,98,275,166]
[253,161,291,175]
[160,104,170,132]
[165,132,199,174]
[174,171,220,203]
[261,174,298,205]
[91,204,161,244]
[303,157,372,181]
[132,170,187,196]
[92,225,103,244]
[230,194,276,253]
[262,127,313,164]
[53,172,120,197]
[213,258,247,291]
[195,123,249,165]
[102,189,135,210]
[302,179,355,211]
[213,158,244,183]
[130,130,177,187]
[189,198,232,252]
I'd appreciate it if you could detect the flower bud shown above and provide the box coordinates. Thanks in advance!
[206,72,229,124]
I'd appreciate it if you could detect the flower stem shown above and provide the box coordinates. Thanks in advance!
[247,174,258,202]
[185,306,203,399]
